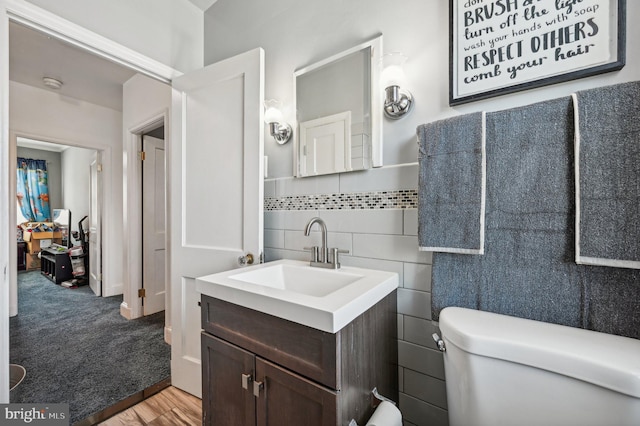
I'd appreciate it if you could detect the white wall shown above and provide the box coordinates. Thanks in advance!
[121,73,171,327]
[10,80,123,298]
[24,0,204,73]
[204,1,640,424]
[61,146,95,234]
[205,0,640,178]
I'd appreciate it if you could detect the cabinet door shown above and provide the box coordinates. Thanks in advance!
[256,358,338,426]
[202,334,255,426]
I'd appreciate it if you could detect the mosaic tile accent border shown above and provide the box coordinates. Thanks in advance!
[265,189,417,210]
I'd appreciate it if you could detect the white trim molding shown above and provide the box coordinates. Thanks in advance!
[124,110,170,320]
[0,2,10,404]
[120,301,132,320]
[4,0,181,83]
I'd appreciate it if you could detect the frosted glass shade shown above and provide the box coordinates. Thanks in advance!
[381,53,408,88]
[264,99,284,123]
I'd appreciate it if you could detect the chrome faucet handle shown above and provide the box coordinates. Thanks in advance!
[303,246,320,263]
[329,248,350,269]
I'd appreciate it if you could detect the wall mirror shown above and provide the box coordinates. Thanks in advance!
[293,35,382,177]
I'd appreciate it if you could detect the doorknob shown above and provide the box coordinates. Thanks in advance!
[238,253,254,266]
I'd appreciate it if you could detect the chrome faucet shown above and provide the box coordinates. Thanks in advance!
[304,217,349,269]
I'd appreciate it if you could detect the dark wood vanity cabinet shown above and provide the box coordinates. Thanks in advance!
[201,292,397,426]
[202,334,337,426]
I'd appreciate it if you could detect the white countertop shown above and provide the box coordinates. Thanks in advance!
[196,259,399,333]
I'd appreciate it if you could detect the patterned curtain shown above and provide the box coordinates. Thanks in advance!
[16,157,51,222]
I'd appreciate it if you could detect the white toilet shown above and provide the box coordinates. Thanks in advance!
[438,307,640,426]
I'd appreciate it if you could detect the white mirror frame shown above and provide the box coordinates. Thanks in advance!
[293,35,383,177]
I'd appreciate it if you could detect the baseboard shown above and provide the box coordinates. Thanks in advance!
[10,304,17,317]
[103,282,124,297]
[120,301,132,320]
[164,326,172,345]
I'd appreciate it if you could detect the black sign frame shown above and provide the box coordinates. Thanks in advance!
[449,0,626,105]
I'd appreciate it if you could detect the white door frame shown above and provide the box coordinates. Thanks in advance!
[123,112,172,343]
[0,0,180,402]
[89,151,103,296]
[9,130,109,312]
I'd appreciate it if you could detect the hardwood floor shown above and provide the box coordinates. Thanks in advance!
[99,386,202,426]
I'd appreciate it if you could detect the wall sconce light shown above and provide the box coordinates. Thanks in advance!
[264,99,292,144]
[381,53,413,120]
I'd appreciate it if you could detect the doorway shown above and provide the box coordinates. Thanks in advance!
[8,18,172,315]
[8,19,134,304]
[5,11,173,415]
[11,136,104,314]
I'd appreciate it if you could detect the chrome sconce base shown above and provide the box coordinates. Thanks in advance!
[383,85,413,120]
[269,122,292,144]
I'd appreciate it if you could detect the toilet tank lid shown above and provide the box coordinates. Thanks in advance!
[439,307,640,399]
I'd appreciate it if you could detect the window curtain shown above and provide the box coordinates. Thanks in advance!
[16,157,51,222]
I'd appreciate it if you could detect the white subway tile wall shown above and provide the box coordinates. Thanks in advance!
[264,165,448,426]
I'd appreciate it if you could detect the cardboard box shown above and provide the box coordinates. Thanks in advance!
[21,222,61,243]
[31,231,62,240]
[26,239,58,254]
[25,253,40,270]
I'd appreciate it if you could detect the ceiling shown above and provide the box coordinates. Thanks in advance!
[187,0,217,11]
[8,0,215,113]
[9,21,137,111]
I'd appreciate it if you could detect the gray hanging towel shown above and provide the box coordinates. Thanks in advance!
[432,97,581,325]
[417,111,486,254]
[573,81,640,269]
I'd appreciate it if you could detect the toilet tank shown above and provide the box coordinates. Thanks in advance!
[439,307,640,426]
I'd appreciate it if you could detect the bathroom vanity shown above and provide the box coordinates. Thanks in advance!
[197,259,399,426]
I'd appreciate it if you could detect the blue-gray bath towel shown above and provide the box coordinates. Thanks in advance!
[417,112,486,254]
[573,81,640,269]
[432,97,583,326]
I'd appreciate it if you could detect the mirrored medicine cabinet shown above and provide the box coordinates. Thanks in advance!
[293,35,383,178]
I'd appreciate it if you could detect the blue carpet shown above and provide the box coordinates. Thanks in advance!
[9,271,170,424]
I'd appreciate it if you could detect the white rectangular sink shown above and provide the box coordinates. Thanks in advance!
[228,263,365,297]
[196,259,398,333]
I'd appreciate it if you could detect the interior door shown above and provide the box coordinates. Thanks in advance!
[170,47,264,397]
[89,152,102,296]
[142,135,166,315]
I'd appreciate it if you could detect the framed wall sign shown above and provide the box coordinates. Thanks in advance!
[449,0,626,105]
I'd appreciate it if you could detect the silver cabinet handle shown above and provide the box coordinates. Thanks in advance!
[241,373,252,390]
[253,380,264,397]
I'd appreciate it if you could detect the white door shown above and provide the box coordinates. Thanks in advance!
[89,153,102,296]
[142,135,166,315]
[170,48,264,397]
